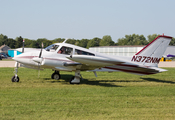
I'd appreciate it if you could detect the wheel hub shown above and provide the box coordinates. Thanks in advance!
[54,74,60,80]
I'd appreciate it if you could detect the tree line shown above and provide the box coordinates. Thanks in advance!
[0,34,175,49]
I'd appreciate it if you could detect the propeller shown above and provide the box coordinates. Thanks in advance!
[22,39,25,53]
[39,42,43,58]
[32,42,44,64]
[15,39,25,67]
[38,42,44,77]
[32,42,44,77]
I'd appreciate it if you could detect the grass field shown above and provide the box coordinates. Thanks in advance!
[0,67,175,120]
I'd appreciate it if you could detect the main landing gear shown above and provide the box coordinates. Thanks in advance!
[51,70,61,80]
[69,70,81,84]
[51,70,81,84]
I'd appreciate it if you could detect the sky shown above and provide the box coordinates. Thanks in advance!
[0,0,175,42]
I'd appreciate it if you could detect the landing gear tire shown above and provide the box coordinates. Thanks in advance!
[11,76,19,82]
[51,73,61,80]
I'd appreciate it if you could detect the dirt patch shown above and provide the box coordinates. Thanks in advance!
[0,61,16,67]
[1,61,175,67]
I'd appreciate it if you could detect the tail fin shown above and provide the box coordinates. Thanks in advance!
[131,35,172,67]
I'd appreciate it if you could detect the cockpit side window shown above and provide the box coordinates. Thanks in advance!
[45,44,59,52]
[75,49,95,56]
[58,46,73,55]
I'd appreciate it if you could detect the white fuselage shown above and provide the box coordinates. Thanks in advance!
[13,35,172,76]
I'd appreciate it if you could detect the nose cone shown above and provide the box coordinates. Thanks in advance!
[12,56,18,61]
[12,55,20,62]
[12,53,32,64]
[12,55,27,64]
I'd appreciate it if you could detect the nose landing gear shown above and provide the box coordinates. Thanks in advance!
[12,62,19,82]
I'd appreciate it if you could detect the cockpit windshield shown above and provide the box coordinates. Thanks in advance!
[45,44,59,52]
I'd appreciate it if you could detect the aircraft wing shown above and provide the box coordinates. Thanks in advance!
[67,55,124,67]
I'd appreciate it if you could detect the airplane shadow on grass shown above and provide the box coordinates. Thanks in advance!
[43,74,123,87]
[142,78,175,84]
[43,75,175,86]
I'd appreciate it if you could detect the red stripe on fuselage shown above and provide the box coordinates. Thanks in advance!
[17,56,36,59]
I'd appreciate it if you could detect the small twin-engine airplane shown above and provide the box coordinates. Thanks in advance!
[12,35,172,84]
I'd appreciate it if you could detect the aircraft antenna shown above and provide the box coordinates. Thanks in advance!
[63,38,68,43]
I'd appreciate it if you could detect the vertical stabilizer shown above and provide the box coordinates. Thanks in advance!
[131,35,172,67]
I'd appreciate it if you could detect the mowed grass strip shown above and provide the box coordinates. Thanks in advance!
[0,67,175,120]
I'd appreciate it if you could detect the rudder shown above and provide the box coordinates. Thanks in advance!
[131,35,172,67]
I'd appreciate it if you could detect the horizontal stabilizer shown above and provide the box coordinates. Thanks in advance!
[149,67,167,72]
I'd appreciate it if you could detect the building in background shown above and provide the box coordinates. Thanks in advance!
[89,46,175,62]
[0,45,11,54]
[89,45,144,56]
